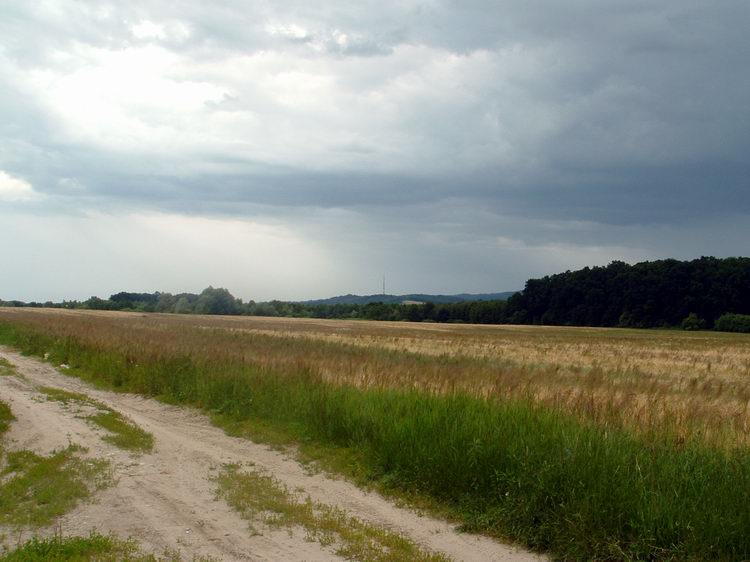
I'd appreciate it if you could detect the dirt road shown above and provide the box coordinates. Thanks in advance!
[0,347,544,562]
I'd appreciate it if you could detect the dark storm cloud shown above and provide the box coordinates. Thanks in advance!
[1,0,749,299]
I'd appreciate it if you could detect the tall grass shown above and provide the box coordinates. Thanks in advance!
[1,317,749,560]
[3,309,750,448]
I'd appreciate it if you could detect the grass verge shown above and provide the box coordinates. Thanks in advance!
[0,532,216,561]
[213,413,458,522]
[39,387,154,454]
[2,321,750,560]
[0,402,13,436]
[0,358,15,377]
[0,445,111,527]
[215,463,449,562]
[0,398,111,528]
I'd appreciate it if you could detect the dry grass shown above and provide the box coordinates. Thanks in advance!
[2,307,750,448]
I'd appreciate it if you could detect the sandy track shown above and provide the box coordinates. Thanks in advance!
[0,347,544,562]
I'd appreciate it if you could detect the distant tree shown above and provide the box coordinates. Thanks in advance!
[714,313,750,333]
[505,257,750,328]
[241,300,257,315]
[174,296,193,314]
[253,302,279,316]
[155,292,176,313]
[434,305,450,323]
[402,304,424,322]
[194,287,240,315]
[84,296,115,310]
[681,313,704,331]
[109,292,159,310]
[422,302,436,321]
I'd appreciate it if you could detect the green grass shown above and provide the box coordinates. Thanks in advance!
[213,413,453,519]
[0,532,215,561]
[39,386,97,406]
[0,445,111,527]
[0,401,13,436]
[0,398,111,530]
[39,387,154,453]
[0,533,142,562]
[0,357,15,376]
[215,464,450,562]
[2,321,750,560]
[88,411,154,452]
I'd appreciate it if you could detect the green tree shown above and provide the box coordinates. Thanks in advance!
[681,313,704,331]
[174,296,193,314]
[194,287,240,315]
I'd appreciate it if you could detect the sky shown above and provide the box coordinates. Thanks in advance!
[1,1,749,302]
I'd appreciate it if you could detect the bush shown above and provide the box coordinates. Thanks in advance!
[681,313,705,331]
[714,313,750,333]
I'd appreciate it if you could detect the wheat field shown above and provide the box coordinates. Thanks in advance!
[3,308,749,448]
[2,308,750,560]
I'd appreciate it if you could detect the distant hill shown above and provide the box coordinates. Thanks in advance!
[300,292,517,305]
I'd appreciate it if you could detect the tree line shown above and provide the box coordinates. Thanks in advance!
[0,286,510,323]
[2,257,750,331]
[503,257,750,329]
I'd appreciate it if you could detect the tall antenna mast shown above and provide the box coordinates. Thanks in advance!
[382,274,386,296]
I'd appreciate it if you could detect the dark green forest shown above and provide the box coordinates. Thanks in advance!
[505,256,750,329]
[3,257,750,331]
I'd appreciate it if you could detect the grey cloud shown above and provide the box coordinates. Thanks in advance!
[1,0,749,299]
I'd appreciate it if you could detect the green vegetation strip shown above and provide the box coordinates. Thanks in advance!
[0,532,215,562]
[2,323,750,560]
[0,401,13,435]
[0,446,111,527]
[39,387,154,453]
[216,464,449,562]
[0,357,15,376]
[0,399,111,528]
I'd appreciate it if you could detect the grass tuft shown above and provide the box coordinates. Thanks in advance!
[0,398,112,530]
[0,401,14,437]
[39,386,96,406]
[0,445,111,527]
[0,533,139,562]
[215,464,450,562]
[88,411,154,453]
[39,387,154,453]
[0,532,217,561]
[0,358,15,377]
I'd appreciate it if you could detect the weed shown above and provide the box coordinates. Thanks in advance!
[0,358,15,377]
[0,402,13,437]
[39,386,96,406]
[88,411,153,453]
[215,464,450,562]
[0,398,111,530]
[39,387,154,453]
[0,445,111,527]
[0,531,216,561]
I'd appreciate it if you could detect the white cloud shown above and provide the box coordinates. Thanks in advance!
[23,43,226,153]
[0,171,38,202]
[132,20,191,42]
[265,22,310,40]
[132,21,167,40]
